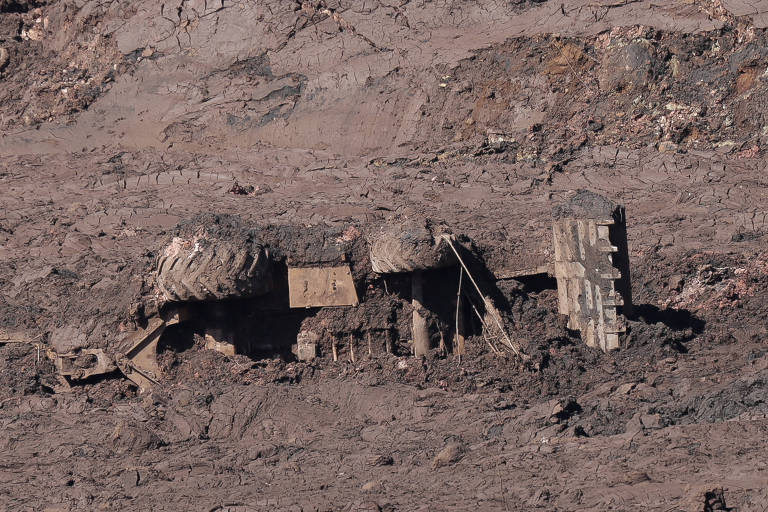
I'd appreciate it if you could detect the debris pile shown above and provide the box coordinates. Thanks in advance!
[23,192,638,391]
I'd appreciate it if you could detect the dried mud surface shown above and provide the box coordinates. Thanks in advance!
[3,0,768,510]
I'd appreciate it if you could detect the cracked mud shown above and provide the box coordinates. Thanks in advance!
[3,0,768,510]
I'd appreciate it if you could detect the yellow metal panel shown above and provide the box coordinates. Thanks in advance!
[288,265,359,308]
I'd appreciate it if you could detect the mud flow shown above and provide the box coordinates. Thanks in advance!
[3,0,768,510]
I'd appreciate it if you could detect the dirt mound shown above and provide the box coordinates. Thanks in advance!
[0,0,126,127]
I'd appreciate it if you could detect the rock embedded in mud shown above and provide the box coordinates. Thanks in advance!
[120,469,140,488]
[613,382,636,396]
[432,442,464,469]
[598,41,655,92]
[668,274,685,292]
[622,471,651,485]
[550,397,582,423]
[625,410,665,433]
[658,141,678,153]
[367,454,394,466]
[639,413,663,429]
[0,47,8,71]
[361,480,382,492]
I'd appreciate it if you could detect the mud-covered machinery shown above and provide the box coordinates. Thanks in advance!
[552,192,633,351]
[42,191,633,392]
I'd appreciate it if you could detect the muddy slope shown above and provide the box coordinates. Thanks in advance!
[2,0,768,510]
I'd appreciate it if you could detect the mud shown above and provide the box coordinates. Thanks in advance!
[552,190,623,221]
[3,0,768,510]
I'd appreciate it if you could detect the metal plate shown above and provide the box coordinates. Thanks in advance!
[288,265,359,308]
[55,349,116,380]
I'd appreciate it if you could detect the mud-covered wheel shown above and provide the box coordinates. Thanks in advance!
[156,236,272,302]
[369,218,452,274]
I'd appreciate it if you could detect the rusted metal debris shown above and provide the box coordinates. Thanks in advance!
[0,329,41,344]
[293,330,318,361]
[51,348,116,381]
[288,265,359,308]
[552,192,633,352]
[117,308,186,392]
[204,332,236,356]
[118,317,165,392]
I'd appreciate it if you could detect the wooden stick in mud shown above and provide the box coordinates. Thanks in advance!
[412,270,431,357]
[349,334,355,363]
[385,330,392,354]
[439,235,525,359]
[456,309,466,357]
[454,267,466,356]
[469,301,488,328]
[439,330,446,356]
[367,332,372,357]
[332,337,338,362]
[470,303,501,356]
